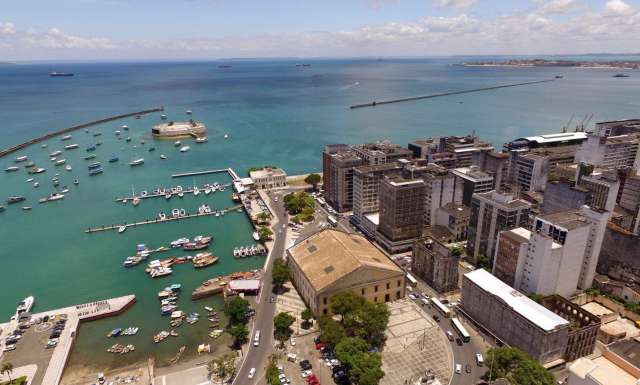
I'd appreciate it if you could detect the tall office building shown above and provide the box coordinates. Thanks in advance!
[451,166,494,206]
[575,120,640,171]
[377,175,426,253]
[493,206,609,297]
[352,163,403,232]
[466,190,531,261]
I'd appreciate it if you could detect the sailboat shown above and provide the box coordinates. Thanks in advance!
[131,185,140,207]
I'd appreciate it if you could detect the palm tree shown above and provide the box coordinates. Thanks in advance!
[1,362,14,384]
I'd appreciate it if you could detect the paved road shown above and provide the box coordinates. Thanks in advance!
[233,189,289,385]
[406,293,486,385]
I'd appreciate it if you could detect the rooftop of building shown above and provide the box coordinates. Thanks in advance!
[440,202,470,218]
[597,118,640,126]
[451,166,493,182]
[385,175,425,187]
[608,337,640,369]
[353,140,413,155]
[603,133,640,144]
[249,167,286,178]
[569,356,638,385]
[522,132,588,144]
[474,190,532,209]
[424,225,455,243]
[288,229,402,293]
[502,227,531,244]
[464,269,569,332]
[486,151,510,159]
[580,301,614,318]
[537,210,590,230]
[354,162,403,175]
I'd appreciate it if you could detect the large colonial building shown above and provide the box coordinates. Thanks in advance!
[287,229,406,315]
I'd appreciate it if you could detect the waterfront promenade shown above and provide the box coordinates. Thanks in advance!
[0,295,136,385]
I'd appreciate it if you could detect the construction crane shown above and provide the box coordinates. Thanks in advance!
[562,113,575,133]
[582,113,594,132]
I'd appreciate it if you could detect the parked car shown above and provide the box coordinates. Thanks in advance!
[455,364,462,374]
[432,314,440,322]
[248,368,256,379]
[290,336,296,346]
[302,370,313,378]
[465,364,472,373]
[446,331,454,341]
[2,344,16,352]
[456,338,463,346]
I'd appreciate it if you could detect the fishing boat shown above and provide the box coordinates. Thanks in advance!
[41,144,47,148]
[183,242,208,251]
[109,154,119,163]
[65,165,72,172]
[107,328,122,338]
[160,305,177,316]
[39,192,65,203]
[60,187,69,193]
[164,192,172,200]
[179,146,191,153]
[129,158,144,166]
[204,306,214,312]
[28,167,46,174]
[49,150,62,157]
[84,154,97,160]
[15,296,34,319]
[93,132,102,137]
[55,159,66,166]
[170,237,190,248]
[7,196,26,204]
[5,166,19,172]
[195,137,208,143]
[89,167,104,176]
[61,135,72,141]
[174,141,181,147]
[192,252,218,268]
[88,162,102,170]
[118,225,127,234]
[153,330,170,343]
[22,206,32,211]
[15,156,28,163]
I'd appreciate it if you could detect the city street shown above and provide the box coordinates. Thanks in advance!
[233,189,289,385]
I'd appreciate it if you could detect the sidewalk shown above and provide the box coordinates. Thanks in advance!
[0,364,37,384]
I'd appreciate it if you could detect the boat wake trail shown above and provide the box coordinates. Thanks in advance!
[340,82,360,91]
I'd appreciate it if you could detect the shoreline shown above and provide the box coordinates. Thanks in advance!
[461,64,639,70]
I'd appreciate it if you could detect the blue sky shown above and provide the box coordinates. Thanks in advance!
[2,0,640,60]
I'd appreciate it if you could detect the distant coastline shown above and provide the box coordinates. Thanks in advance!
[460,59,640,70]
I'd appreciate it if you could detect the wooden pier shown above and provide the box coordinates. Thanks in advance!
[0,107,164,158]
[349,79,555,109]
[115,183,232,202]
[172,168,236,178]
[84,204,243,233]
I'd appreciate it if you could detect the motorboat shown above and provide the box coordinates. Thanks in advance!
[40,192,65,203]
[89,167,104,176]
[174,141,181,147]
[15,156,28,163]
[107,328,122,338]
[160,154,167,160]
[118,225,127,234]
[129,158,144,166]
[158,212,167,220]
[33,182,39,188]
[61,135,72,141]
[165,192,172,200]
[26,178,34,182]
[65,165,72,172]
[132,197,140,206]
[22,206,32,211]
[148,147,156,152]
[88,162,102,170]
[122,125,129,130]
[170,237,189,248]
[55,159,66,166]
[179,146,191,153]
[28,167,46,174]
[224,134,229,139]
[41,144,48,148]
[49,150,62,157]
[185,110,192,115]
[5,166,19,172]
[7,196,26,204]
[195,137,208,143]
[193,187,200,196]
[125,137,132,142]
[109,154,119,163]
[86,144,97,152]
[64,143,79,150]
[60,187,70,193]
[161,114,167,120]
[73,179,79,185]
[15,296,34,319]
[93,132,102,137]
[84,154,96,160]
[178,191,184,198]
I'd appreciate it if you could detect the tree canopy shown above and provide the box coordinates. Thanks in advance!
[272,258,290,289]
[318,315,347,348]
[330,290,365,320]
[265,354,281,385]
[225,297,250,325]
[207,353,236,384]
[304,173,322,190]
[273,312,296,345]
[335,337,384,385]
[228,323,249,349]
[258,226,274,241]
[483,347,554,385]
[284,192,315,215]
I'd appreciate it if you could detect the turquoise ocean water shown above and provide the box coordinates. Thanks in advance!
[1,57,639,368]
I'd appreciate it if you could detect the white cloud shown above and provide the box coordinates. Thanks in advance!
[432,0,478,9]
[604,0,634,16]
[0,22,16,36]
[539,0,580,15]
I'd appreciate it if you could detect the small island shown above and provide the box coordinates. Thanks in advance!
[460,58,640,70]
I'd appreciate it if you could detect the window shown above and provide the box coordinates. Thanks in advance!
[397,280,401,287]
[385,294,390,302]
[361,288,365,295]
[386,282,390,290]
[374,297,377,302]
[323,309,327,315]
[375,285,379,292]
[323,297,327,305]
[396,291,401,299]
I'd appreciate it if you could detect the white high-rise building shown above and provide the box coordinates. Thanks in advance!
[493,206,609,297]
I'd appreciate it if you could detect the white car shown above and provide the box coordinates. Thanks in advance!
[302,370,313,378]
[3,344,16,352]
[330,359,340,366]
[408,293,417,300]
[248,368,256,379]
[290,337,296,346]
[455,364,462,374]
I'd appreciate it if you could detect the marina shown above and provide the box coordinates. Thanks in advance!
[84,204,243,233]
[114,182,231,202]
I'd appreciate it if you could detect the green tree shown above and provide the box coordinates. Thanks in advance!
[207,353,236,385]
[301,308,314,327]
[483,347,554,385]
[477,254,492,271]
[334,337,371,365]
[349,352,384,385]
[329,291,365,321]
[1,363,13,385]
[225,297,250,325]
[228,323,249,348]
[355,301,390,348]
[304,173,322,190]
[272,258,290,290]
[273,312,296,346]
[450,246,463,257]
[265,354,282,385]
[318,315,346,349]
[258,226,273,241]
[284,192,315,215]
[257,211,271,224]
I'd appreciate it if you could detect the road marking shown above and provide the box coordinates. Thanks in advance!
[162,375,166,385]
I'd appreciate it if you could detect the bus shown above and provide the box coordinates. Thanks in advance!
[327,215,338,227]
[430,298,451,318]
[253,330,261,347]
[451,317,471,343]
[405,273,418,287]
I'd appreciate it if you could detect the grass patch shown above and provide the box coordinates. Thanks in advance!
[0,376,28,385]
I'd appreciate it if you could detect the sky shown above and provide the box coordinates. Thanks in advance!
[1,0,640,61]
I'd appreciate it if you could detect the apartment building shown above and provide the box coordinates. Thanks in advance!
[451,166,494,206]
[351,163,403,230]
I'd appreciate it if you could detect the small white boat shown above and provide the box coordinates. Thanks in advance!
[174,141,181,147]
[185,110,192,115]
[132,197,140,206]
[22,206,32,211]
[224,134,229,139]
[118,225,127,233]
[122,125,129,130]
[27,178,34,183]
[161,114,167,120]
[5,166,20,172]
[41,144,48,148]
[178,191,184,198]
[49,150,62,157]
[61,187,69,193]
[65,165,72,172]
[55,159,66,166]
[195,137,208,143]
[61,135,72,141]
[64,143,79,150]
[33,182,39,188]
[129,158,144,167]
[193,187,200,196]
[15,156,28,163]
[73,179,79,185]
[160,154,167,160]
[179,146,190,153]
[253,232,260,241]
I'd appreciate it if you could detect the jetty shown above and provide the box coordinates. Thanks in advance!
[0,295,136,385]
[0,107,164,158]
[115,183,232,202]
[84,205,243,233]
[171,167,238,179]
[349,79,555,109]
[192,271,262,300]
